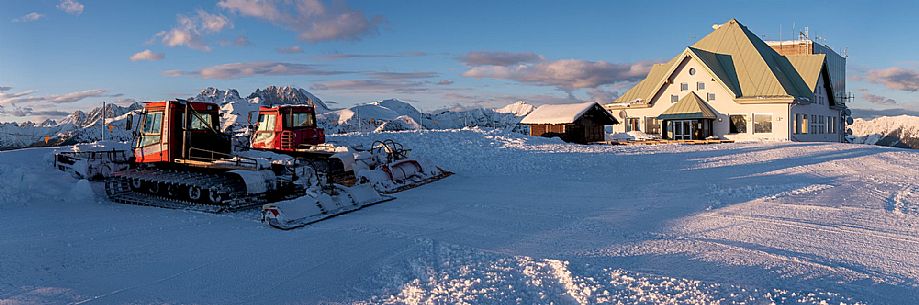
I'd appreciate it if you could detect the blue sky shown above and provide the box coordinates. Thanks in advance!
[2,0,918,122]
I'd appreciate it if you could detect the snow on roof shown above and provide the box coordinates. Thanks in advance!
[520,102,599,125]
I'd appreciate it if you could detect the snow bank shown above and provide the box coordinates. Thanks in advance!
[609,131,658,141]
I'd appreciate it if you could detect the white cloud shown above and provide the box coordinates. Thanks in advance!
[153,10,232,52]
[12,12,44,23]
[276,45,303,54]
[310,79,428,93]
[129,49,165,62]
[461,52,655,91]
[865,67,919,91]
[460,51,543,66]
[368,71,438,80]
[218,0,382,42]
[163,62,349,79]
[197,10,232,33]
[0,88,109,105]
[57,0,84,15]
[0,105,70,118]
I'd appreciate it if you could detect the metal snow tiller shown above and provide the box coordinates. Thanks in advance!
[246,104,452,193]
[103,100,314,212]
[248,104,453,229]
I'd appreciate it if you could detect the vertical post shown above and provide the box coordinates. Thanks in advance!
[183,102,189,160]
[101,101,106,141]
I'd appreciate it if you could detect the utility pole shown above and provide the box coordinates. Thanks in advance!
[101,101,106,141]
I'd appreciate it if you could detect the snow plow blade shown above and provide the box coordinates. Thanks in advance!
[261,184,394,230]
[54,149,131,180]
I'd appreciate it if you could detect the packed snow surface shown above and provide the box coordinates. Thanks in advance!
[2,129,918,304]
[520,102,598,124]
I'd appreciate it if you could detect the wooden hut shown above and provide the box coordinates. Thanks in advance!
[520,102,618,144]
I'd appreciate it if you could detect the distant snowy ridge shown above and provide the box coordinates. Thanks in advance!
[0,85,537,149]
[318,99,535,134]
[0,103,141,149]
[849,115,919,149]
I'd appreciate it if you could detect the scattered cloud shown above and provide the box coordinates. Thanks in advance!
[368,71,438,80]
[277,45,304,54]
[865,67,919,91]
[163,62,350,79]
[436,80,454,85]
[310,80,428,93]
[0,87,109,105]
[460,51,543,67]
[218,0,383,42]
[585,87,620,103]
[0,86,11,92]
[197,10,232,33]
[860,92,898,105]
[441,92,576,107]
[218,35,252,47]
[129,49,165,62]
[12,12,44,23]
[154,10,232,52]
[0,105,70,118]
[462,54,655,91]
[57,0,84,15]
[316,51,427,60]
[234,35,251,46]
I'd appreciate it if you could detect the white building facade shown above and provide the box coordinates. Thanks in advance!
[606,19,848,142]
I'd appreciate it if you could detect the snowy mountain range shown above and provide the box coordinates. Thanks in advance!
[849,115,919,149]
[0,86,536,149]
[0,103,141,149]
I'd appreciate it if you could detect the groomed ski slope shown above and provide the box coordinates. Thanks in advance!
[1,128,918,304]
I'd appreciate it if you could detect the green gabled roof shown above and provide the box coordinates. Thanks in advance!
[612,18,815,106]
[692,19,812,100]
[615,55,679,104]
[786,54,826,92]
[657,92,718,120]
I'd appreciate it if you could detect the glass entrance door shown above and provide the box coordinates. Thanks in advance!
[673,120,694,140]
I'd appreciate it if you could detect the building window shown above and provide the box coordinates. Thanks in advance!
[697,82,705,90]
[810,115,817,134]
[802,114,808,134]
[645,118,661,135]
[671,94,679,103]
[626,118,640,132]
[729,114,747,134]
[795,114,801,134]
[829,116,835,134]
[820,115,827,134]
[753,114,772,134]
[707,93,715,101]
[680,83,688,91]
[689,68,696,75]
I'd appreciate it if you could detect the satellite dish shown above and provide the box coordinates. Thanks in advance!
[843,108,852,117]
[618,110,628,119]
[846,116,854,125]
[846,128,853,135]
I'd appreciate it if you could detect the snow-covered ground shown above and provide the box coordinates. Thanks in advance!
[1,129,918,304]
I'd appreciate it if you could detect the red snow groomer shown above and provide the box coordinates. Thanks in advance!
[103,100,317,212]
[92,99,449,229]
